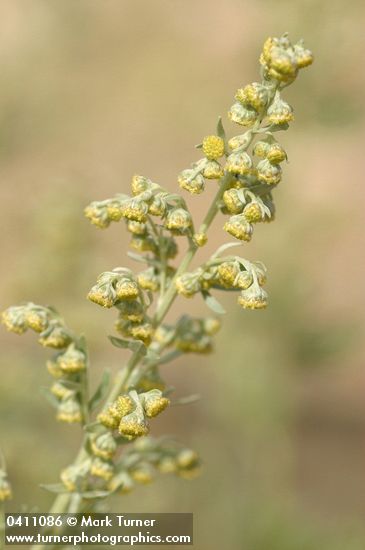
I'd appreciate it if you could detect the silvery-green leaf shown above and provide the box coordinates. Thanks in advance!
[172,394,201,406]
[88,370,111,412]
[202,292,226,314]
[83,422,103,433]
[40,387,60,410]
[212,241,242,258]
[40,483,68,494]
[216,116,226,140]
[108,336,146,355]
[80,490,111,500]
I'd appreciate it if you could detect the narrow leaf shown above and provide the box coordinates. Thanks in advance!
[216,116,226,140]
[212,241,242,258]
[202,292,226,314]
[109,336,147,355]
[40,483,68,494]
[80,490,111,500]
[88,370,111,412]
[172,394,201,406]
[84,422,104,433]
[127,252,149,264]
[77,334,88,354]
[40,387,60,410]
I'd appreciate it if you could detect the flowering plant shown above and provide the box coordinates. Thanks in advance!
[1,34,313,526]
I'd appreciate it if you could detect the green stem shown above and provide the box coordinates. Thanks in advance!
[35,121,258,547]
[154,171,235,325]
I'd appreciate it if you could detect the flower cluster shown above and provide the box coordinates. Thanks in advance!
[178,135,226,194]
[60,436,199,495]
[154,315,221,354]
[177,34,312,249]
[1,34,312,512]
[175,257,268,310]
[97,389,169,438]
[2,303,87,424]
[260,34,313,84]
[84,174,194,240]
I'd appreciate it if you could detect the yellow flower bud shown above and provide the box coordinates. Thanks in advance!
[46,359,63,378]
[84,202,110,229]
[141,389,170,418]
[130,236,158,254]
[176,449,201,479]
[115,277,139,301]
[175,272,201,298]
[176,449,199,469]
[120,198,149,222]
[238,283,268,310]
[39,325,71,349]
[97,410,120,430]
[243,202,264,223]
[235,271,253,290]
[267,94,294,125]
[294,42,314,68]
[119,411,150,438]
[164,208,192,234]
[116,300,145,323]
[126,220,147,235]
[261,36,274,64]
[217,262,240,286]
[57,396,83,424]
[228,134,251,151]
[131,174,154,195]
[25,308,49,333]
[178,169,205,194]
[129,322,154,345]
[203,317,221,335]
[130,463,154,485]
[253,140,270,158]
[157,457,177,474]
[148,193,168,216]
[228,102,258,127]
[269,47,298,78]
[91,432,117,460]
[57,344,86,373]
[87,283,116,308]
[225,151,252,176]
[50,381,74,400]
[115,395,134,418]
[256,159,282,185]
[1,306,27,334]
[223,215,253,241]
[60,461,90,492]
[223,188,245,214]
[193,233,208,247]
[235,82,269,111]
[202,135,225,160]
[90,457,114,481]
[175,335,212,354]
[106,201,123,221]
[137,268,160,292]
[266,143,287,164]
[202,160,224,180]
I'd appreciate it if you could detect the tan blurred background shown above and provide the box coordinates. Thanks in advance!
[1,0,365,548]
